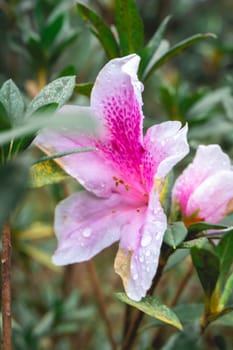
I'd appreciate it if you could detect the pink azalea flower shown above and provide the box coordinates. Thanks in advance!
[172,144,233,225]
[35,54,189,300]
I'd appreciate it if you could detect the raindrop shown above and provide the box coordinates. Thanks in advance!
[82,228,92,238]
[132,273,138,280]
[145,250,151,257]
[141,235,152,247]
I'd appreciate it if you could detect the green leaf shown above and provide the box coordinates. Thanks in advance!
[26,76,76,117]
[0,157,29,230]
[215,230,233,286]
[19,243,60,271]
[17,223,54,241]
[77,3,119,58]
[74,83,94,97]
[173,304,203,324]
[143,33,216,81]
[187,87,231,121]
[30,147,94,188]
[50,32,80,62]
[139,16,171,78]
[180,237,209,249]
[0,109,96,147]
[165,249,190,272]
[26,35,46,63]
[160,171,174,216]
[220,273,233,307]
[188,222,226,234]
[143,304,203,329]
[0,80,25,127]
[115,0,144,55]
[30,160,69,188]
[191,247,220,297]
[163,222,188,248]
[116,292,183,330]
[0,101,11,131]
[161,323,203,350]
[41,15,64,49]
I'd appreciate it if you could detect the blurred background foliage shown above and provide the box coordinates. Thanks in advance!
[0,0,233,349]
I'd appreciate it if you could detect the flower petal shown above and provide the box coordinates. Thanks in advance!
[187,171,233,223]
[91,54,145,185]
[142,121,189,190]
[52,191,146,265]
[34,106,118,197]
[172,145,231,214]
[115,190,167,301]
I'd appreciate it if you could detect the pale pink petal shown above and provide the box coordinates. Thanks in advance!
[34,106,119,197]
[116,191,167,301]
[142,122,189,191]
[52,191,146,265]
[91,54,145,185]
[187,171,233,223]
[172,145,231,214]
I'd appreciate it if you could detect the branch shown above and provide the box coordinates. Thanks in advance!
[1,221,12,350]
[86,260,117,350]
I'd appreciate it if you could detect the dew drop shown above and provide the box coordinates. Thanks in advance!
[141,235,152,247]
[145,250,151,257]
[82,228,92,238]
[132,273,138,280]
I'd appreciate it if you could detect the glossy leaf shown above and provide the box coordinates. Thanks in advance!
[220,273,233,307]
[26,76,76,117]
[188,222,226,234]
[115,0,144,55]
[0,101,11,131]
[77,3,119,58]
[75,83,94,97]
[180,237,209,249]
[165,249,190,272]
[139,16,171,78]
[0,157,29,230]
[191,247,220,297]
[164,222,188,248]
[41,15,64,49]
[144,33,216,81]
[0,79,25,126]
[116,292,183,330]
[215,230,233,286]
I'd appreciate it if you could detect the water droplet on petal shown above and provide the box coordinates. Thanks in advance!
[141,235,152,247]
[145,250,151,257]
[82,228,92,238]
[132,273,138,280]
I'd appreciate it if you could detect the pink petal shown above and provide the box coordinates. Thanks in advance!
[142,122,189,191]
[172,145,231,214]
[52,191,146,265]
[187,171,233,223]
[34,106,118,197]
[115,190,167,301]
[91,54,145,186]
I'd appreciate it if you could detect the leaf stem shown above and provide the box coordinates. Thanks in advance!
[86,260,117,350]
[1,221,12,350]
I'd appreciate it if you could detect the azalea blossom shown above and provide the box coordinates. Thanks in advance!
[172,144,233,225]
[35,54,189,300]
